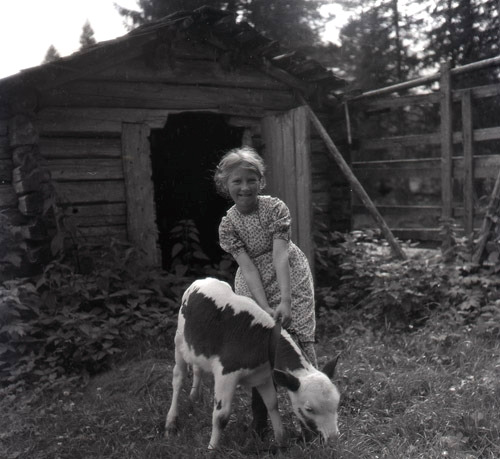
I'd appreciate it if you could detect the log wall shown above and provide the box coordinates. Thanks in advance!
[2,37,349,260]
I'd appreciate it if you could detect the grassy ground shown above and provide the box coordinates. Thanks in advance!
[1,305,499,459]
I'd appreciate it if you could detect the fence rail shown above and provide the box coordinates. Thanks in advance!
[346,56,500,243]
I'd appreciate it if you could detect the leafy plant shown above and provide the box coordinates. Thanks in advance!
[0,240,188,396]
[168,219,236,282]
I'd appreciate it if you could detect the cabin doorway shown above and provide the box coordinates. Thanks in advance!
[150,113,243,269]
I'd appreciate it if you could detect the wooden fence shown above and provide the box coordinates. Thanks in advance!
[346,56,500,243]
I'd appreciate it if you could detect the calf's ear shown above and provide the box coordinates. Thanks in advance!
[273,369,300,391]
[322,354,340,379]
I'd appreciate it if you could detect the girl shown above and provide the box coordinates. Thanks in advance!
[214,146,317,366]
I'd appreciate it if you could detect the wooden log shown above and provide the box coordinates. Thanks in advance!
[18,193,44,216]
[0,159,13,182]
[60,202,126,218]
[45,158,123,181]
[40,137,122,159]
[8,87,38,114]
[461,90,474,237]
[12,145,41,168]
[52,181,126,204]
[0,184,18,208]
[297,93,406,259]
[13,168,51,195]
[40,81,295,111]
[91,57,287,90]
[9,114,39,147]
[15,220,49,241]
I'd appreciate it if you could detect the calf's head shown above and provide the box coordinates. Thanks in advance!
[273,358,340,442]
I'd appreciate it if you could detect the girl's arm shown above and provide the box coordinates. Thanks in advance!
[272,238,292,328]
[234,252,273,315]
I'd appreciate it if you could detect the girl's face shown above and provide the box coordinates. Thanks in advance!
[227,166,261,214]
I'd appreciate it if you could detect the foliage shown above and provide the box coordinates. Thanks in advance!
[338,0,421,90]
[0,240,188,396]
[79,20,97,50]
[168,219,236,282]
[425,0,500,75]
[42,44,60,64]
[315,229,500,337]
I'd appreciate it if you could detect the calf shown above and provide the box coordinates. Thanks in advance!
[165,277,340,450]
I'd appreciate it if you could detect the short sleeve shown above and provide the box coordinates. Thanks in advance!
[268,198,291,241]
[219,216,246,257]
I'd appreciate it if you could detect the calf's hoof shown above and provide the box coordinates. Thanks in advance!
[164,420,179,437]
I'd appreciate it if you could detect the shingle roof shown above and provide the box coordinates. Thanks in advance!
[0,6,344,96]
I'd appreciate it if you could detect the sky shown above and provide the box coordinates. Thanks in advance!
[0,0,348,79]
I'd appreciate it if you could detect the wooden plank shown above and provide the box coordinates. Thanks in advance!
[359,92,440,111]
[359,126,500,151]
[45,158,123,181]
[461,90,474,236]
[440,62,453,227]
[52,180,125,204]
[0,184,17,208]
[61,202,126,218]
[281,111,298,242]
[52,213,126,228]
[40,137,121,159]
[91,57,287,90]
[392,228,442,241]
[121,123,160,266]
[353,155,500,179]
[359,132,441,150]
[40,81,296,111]
[293,106,313,267]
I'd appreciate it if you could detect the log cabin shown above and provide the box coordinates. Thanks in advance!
[0,6,349,276]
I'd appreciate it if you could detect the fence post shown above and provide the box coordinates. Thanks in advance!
[461,89,474,237]
[440,61,453,250]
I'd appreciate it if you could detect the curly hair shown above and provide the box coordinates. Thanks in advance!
[214,146,266,198]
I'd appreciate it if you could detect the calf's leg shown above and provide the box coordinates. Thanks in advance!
[208,375,238,450]
[165,345,188,436]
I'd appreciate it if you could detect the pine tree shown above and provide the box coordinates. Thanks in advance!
[337,1,419,91]
[79,20,97,50]
[43,45,61,64]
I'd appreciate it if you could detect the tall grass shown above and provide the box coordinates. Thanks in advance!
[2,304,499,459]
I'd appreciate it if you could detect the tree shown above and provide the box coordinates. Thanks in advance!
[42,45,60,64]
[337,0,420,91]
[80,20,97,50]
[115,0,331,51]
[425,0,499,77]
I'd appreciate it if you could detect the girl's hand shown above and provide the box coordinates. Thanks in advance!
[274,301,292,328]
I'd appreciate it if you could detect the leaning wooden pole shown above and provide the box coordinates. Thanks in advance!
[296,94,406,260]
[472,167,500,265]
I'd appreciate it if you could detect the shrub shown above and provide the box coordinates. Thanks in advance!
[0,240,188,396]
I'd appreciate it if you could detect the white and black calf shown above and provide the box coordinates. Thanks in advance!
[165,277,340,450]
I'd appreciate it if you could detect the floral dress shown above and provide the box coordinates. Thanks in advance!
[218,195,315,343]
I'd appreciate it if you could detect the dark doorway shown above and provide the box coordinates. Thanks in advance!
[150,113,243,269]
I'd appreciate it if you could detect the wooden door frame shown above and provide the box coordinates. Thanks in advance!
[261,106,314,271]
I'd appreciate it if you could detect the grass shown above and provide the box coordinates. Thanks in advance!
[1,304,499,459]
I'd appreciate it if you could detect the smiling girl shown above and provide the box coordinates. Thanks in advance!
[214,146,317,365]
